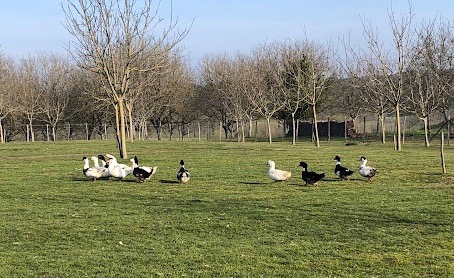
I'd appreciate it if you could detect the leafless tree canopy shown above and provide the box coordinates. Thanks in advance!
[0,1,452,148]
[62,0,190,157]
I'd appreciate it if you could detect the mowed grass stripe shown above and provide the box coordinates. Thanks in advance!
[0,139,453,277]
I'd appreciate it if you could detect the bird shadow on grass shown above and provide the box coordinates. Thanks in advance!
[238,181,269,185]
[159,179,180,184]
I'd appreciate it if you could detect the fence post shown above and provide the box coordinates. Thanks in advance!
[26,124,30,142]
[67,123,71,140]
[198,122,201,142]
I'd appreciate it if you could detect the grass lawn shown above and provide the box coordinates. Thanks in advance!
[0,139,453,277]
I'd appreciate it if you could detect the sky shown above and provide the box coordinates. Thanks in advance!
[0,1,453,67]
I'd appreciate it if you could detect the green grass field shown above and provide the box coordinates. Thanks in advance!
[0,139,453,277]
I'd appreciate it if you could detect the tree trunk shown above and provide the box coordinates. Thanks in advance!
[52,124,57,141]
[236,117,240,142]
[266,117,272,143]
[241,121,245,142]
[117,97,127,158]
[379,113,386,144]
[248,116,253,137]
[423,116,430,147]
[0,119,3,144]
[29,119,35,142]
[127,102,134,143]
[291,112,296,145]
[312,105,320,147]
[395,103,402,151]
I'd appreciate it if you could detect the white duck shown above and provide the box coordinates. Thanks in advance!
[267,160,292,182]
[105,153,133,180]
[91,156,110,178]
[130,156,157,183]
[358,156,377,181]
[177,159,190,183]
[82,157,105,181]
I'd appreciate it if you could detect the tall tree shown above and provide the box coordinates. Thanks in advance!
[0,54,17,143]
[278,40,313,145]
[247,43,285,144]
[361,3,416,151]
[405,19,453,147]
[63,0,189,158]
[37,53,73,141]
[298,41,334,147]
[16,56,44,142]
[199,54,236,139]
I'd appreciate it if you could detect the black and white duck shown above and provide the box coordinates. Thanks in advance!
[334,155,354,180]
[267,160,292,182]
[82,157,105,181]
[299,161,325,185]
[97,154,109,168]
[177,159,190,183]
[130,156,157,183]
[358,156,377,181]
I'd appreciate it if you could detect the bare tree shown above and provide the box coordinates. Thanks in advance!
[231,53,255,142]
[199,54,236,139]
[16,56,44,142]
[36,53,73,141]
[361,3,416,150]
[278,40,313,145]
[298,42,335,147]
[405,19,454,146]
[341,48,391,143]
[0,54,18,143]
[63,0,189,158]
[246,43,285,144]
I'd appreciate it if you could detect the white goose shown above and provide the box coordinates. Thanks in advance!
[82,157,105,181]
[130,156,157,183]
[267,160,292,182]
[105,154,133,180]
[91,156,110,178]
[358,156,377,181]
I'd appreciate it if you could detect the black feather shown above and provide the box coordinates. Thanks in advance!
[299,161,324,185]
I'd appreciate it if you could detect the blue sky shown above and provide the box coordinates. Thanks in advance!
[0,1,453,65]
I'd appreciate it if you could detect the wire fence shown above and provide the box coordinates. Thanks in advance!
[0,113,449,143]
